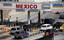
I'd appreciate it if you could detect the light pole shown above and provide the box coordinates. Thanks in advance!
[0,10,3,25]
[28,11,30,24]
[38,11,40,27]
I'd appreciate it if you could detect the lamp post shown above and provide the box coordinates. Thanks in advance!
[0,10,3,25]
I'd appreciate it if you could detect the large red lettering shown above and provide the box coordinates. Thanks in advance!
[24,4,27,8]
[16,4,19,8]
[16,4,37,9]
[34,5,37,9]
[30,4,33,9]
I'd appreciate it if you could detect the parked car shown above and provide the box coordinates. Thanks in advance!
[40,24,53,31]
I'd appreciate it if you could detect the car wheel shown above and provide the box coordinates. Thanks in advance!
[14,36,18,39]
[40,30,43,32]
[18,36,21,39]
[21,36,24,39]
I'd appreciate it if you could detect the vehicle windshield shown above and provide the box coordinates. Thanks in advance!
[47,25,51,27]
[42,25,46,27]
[11,28,16,30]
[17,28,20,30]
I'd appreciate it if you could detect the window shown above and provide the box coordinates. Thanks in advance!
[47,25,51,27]
[2,0,12,1]
[16,9,25,12]
[3,0,6,1]
[29,9,39,12]
[3,3,12,6]
[42,7,50,9]
[2,0,16,2]
[42,4,50,9]
[17,28,20,30]
[42,25,46,27]
[11,28,16,30]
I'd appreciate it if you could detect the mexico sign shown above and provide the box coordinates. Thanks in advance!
[16,3,41,10]
[16,4,37,9]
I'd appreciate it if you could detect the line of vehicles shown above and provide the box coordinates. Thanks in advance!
[10,23,53,39]
[0,11,64,39]
[9,13,64,39]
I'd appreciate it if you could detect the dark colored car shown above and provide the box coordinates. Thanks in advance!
[14,30,29,39]
[44,19,54,24]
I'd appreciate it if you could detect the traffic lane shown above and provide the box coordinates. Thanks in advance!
[54,32,64,40]
[0,31,14,40]
[11,32,64,40]
[10,31,44,40]
[36,35,53,40]
[36,31,54,40]
[11,32,52,40]
[36,32,54,40]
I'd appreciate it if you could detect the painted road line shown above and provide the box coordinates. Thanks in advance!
[0,35,11,39]
[4,36,14,40]
[0,30,5,34]
[0,32,10,38]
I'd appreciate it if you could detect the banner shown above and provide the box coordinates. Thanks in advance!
[52,3,64,9]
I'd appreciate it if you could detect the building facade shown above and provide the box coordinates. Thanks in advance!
[0,0,63,24]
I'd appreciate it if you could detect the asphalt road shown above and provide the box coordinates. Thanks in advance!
[36,32,64,40]
[0,31,44,40]
[54,32,64,40]
[0,31,64,40]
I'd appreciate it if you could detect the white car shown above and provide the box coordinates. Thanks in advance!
[40,24,53,31]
